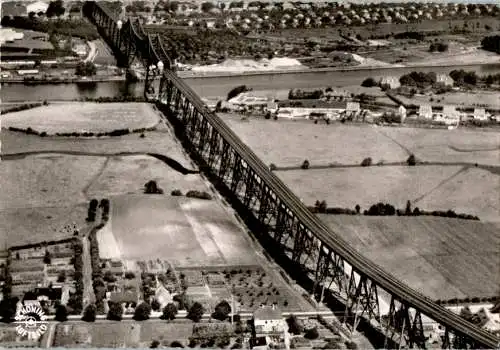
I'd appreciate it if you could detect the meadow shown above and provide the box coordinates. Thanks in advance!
[101,194,259,267]
[222,115,409,166]
[396,90,500,109]
[319,215,500,300]
[1,102,160,134]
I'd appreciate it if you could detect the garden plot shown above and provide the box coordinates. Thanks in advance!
[53,323,141,348]
[221,115,408,166]
[319,215,500,300]
[1,102,160,134]
[107,195,258,267]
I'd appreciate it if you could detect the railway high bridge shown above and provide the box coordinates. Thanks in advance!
[82,2,498,349]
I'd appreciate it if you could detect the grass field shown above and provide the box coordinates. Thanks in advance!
[397,90,500,109]
[98,194,258,267]
[222,115,409,166]
[277,165,499,222]
[1,103,160,134]
[319,215,500,300]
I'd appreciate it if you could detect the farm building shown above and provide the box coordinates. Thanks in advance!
[473,108,488,121]
[418,104,433,119]
[436,74,454,86]
[276,107,344,120]
[380,76,400,89]
[26,1,49,14]
[154,284,172,308]
[253,305,288,348]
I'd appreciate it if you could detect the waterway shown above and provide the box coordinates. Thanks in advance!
[2,63,500,102]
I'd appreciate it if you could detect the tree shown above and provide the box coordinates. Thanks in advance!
[144,180,163,194]
[227,85,250,101]
[212,300,231,321]
[55,305,68,322]
[82,304,97,322]
[355,204,361,214]
[134,302,152,321]
[124,271,135,279]
[43,250,51,264]
[103,270,117,283]
[405,200,412,215]
[187,302,204,322]
[107,301,123,321]
[151,299,161,311]
[407,154,417,166]
[46,0,65,17]
[150,340,160,348]
[201,2,215,13]
[286,315,302,335]
[75,61,97,77]
[301,159,310,169]
[161,302,178,320]
[361,157,372,167]
[304,327,319,339]
[361,77,377,87]
[57,270,66,282]
[0,297,18,323]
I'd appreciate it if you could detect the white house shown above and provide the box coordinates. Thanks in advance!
[436,74,454,86]
[418,104,433,119]
[398,105,407,122]
[27,1,49,14]
[442,105,459,119]
[380,76,400,89]
[253,306,287,335]
[473,108,487,121]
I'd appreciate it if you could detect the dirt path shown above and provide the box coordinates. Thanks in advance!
[81,234,96,306]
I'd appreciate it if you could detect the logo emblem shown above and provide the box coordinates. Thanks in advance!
[14,303,48,340]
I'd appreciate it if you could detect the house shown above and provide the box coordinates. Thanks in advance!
[253,305,289,349]
[346,101,360,115]
[442,105,459,119]
[1,2,28,17]
[380,76,400,89]
[154,284,172,308]
[436,74,454,86]
[418,104,433,119]
[473,108,487,121]
[398,105,407,121]
[26,1,49,14]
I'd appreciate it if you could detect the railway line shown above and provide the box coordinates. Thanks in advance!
[83,2,499,348]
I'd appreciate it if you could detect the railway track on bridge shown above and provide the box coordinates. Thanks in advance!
[83,2,499,348]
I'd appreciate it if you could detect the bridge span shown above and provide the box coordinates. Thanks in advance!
[82,2,499,348]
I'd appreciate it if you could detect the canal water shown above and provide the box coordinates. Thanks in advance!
[2,63,500,102]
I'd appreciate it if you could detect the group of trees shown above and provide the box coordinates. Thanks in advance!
[46,0,66,18]
[399,71,437,88]
[69,239,84,314]
[144,180,164,194]
[361,77,378,87]
[449,69,478,86]
[75,62,97,77]
[288,88,324,100]
[227,85,252,101]
[429,42,449,52]
[481,35,500,54]
[86,199,99,222]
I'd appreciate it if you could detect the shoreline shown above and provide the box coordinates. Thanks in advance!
[1,60,499,85]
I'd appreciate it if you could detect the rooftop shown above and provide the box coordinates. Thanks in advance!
[253,306,282,321]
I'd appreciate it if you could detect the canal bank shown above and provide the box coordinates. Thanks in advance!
[2,63,500,102]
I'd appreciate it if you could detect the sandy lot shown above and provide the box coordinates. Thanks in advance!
[221,115,409,166]
[319,215,500,300]
[1,103,160,134]
[104,195,258,267]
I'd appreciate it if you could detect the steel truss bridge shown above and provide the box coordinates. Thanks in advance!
[83,2,498,349]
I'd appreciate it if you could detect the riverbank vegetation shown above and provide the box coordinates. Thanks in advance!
[0,101,48,115]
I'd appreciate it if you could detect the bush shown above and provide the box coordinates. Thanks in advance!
[361,157,372,167]
[346,341,358,349]
[185,190,212,200]
[55,305,68,322]
[227,85,251,101]
[187,302,204,322]
[301,159,310,170]
[82,304,97,322]
[407,154,417,166]
[124,271,135,279]
[171,189,183,196]
[269,163,277,171]
[304,327,319,339]
[107,301,123,321]
[171,340,184,348]
[150,340,160,348]
[144,180,164,194]
[286,315,302,335]
[361,77,377,87]
[211,300,231,321]
[161,302,178,320]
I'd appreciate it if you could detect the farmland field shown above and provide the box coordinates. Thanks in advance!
[396,91,500,109]
[1,102,160,134]
[319,215,500,300]
[277,165,499,222]
[99,194,259,267]
[222,115,409,166]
